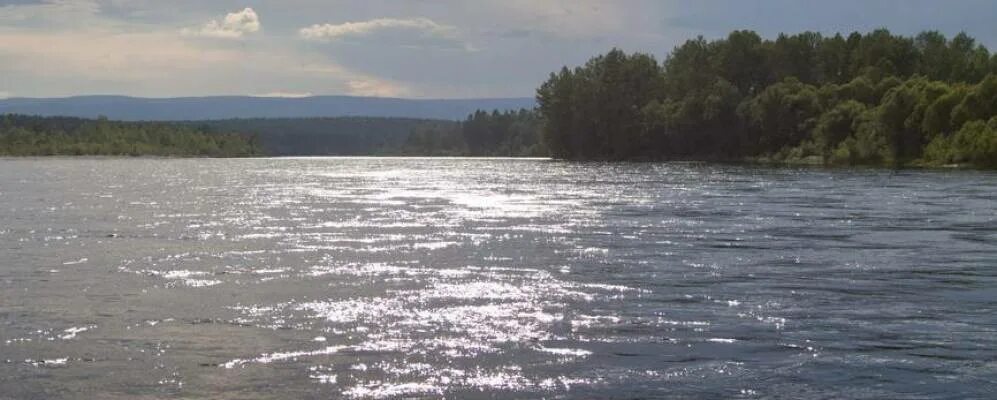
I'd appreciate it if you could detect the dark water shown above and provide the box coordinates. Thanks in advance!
[1,158,995,399]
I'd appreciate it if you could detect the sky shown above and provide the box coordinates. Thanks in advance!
[0,0,994,99]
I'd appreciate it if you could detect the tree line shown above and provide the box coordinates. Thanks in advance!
[395,109,544,156]
[536,29,997,168]
[0,112,542,158]
[190,113,543,157]
[193,117,458,156]
[0,114,261,157]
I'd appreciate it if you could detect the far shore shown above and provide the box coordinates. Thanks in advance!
[0,155,987,172]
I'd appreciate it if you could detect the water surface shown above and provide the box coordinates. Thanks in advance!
[1,158,995,399]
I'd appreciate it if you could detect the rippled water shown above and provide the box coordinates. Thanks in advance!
[1,157,995,399]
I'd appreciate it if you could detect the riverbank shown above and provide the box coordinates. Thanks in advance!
[3,154,992,172]
[0,114,261,158]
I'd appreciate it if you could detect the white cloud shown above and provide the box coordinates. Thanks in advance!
[0,31,241,81]
[300,17,450,40]
[299,17,473,50]
[298,64,412,97]
[182,7,260,39]
[0,28,411,98]
[251,91,314,98]
[346,79,410,98]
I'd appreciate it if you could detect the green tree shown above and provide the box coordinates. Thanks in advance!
[535,29,997,168]
[739,78,821,152]
[537,49,662,159]
[814,100,866,156]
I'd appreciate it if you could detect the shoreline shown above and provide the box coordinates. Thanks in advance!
[0,154,986,171]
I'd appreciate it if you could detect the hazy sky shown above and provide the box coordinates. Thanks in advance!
[0,0,994,99]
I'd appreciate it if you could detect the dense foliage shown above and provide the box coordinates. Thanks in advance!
[194,117,458,156]
[398,109,545,156]
[0,115,260,157]
[193,112,543,157]
[537,30,997,167]
[0,113,540,157]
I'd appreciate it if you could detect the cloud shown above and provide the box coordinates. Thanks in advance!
[251,91,314,98]
[300,17,450,40]
[297,64,412,97]
[473,0,632,39]
[0,30,241,81]
[0,28,409,98]
[0,0,990,100]
[346,79,410,97]
[299,17,473,50]
[0,0,101,27]
[182,7,260,39]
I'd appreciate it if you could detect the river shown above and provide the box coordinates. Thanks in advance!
[1,158,995,399]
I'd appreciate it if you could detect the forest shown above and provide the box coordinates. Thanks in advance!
[5,29,996,167]
[0,115,261,157]
[537,29,997,168]
[396,109,545,156]
[0,112,542,157]
[194,110,544,157]
[194,117,459,156]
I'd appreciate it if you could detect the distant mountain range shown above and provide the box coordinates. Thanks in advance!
[0,95,537,121]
